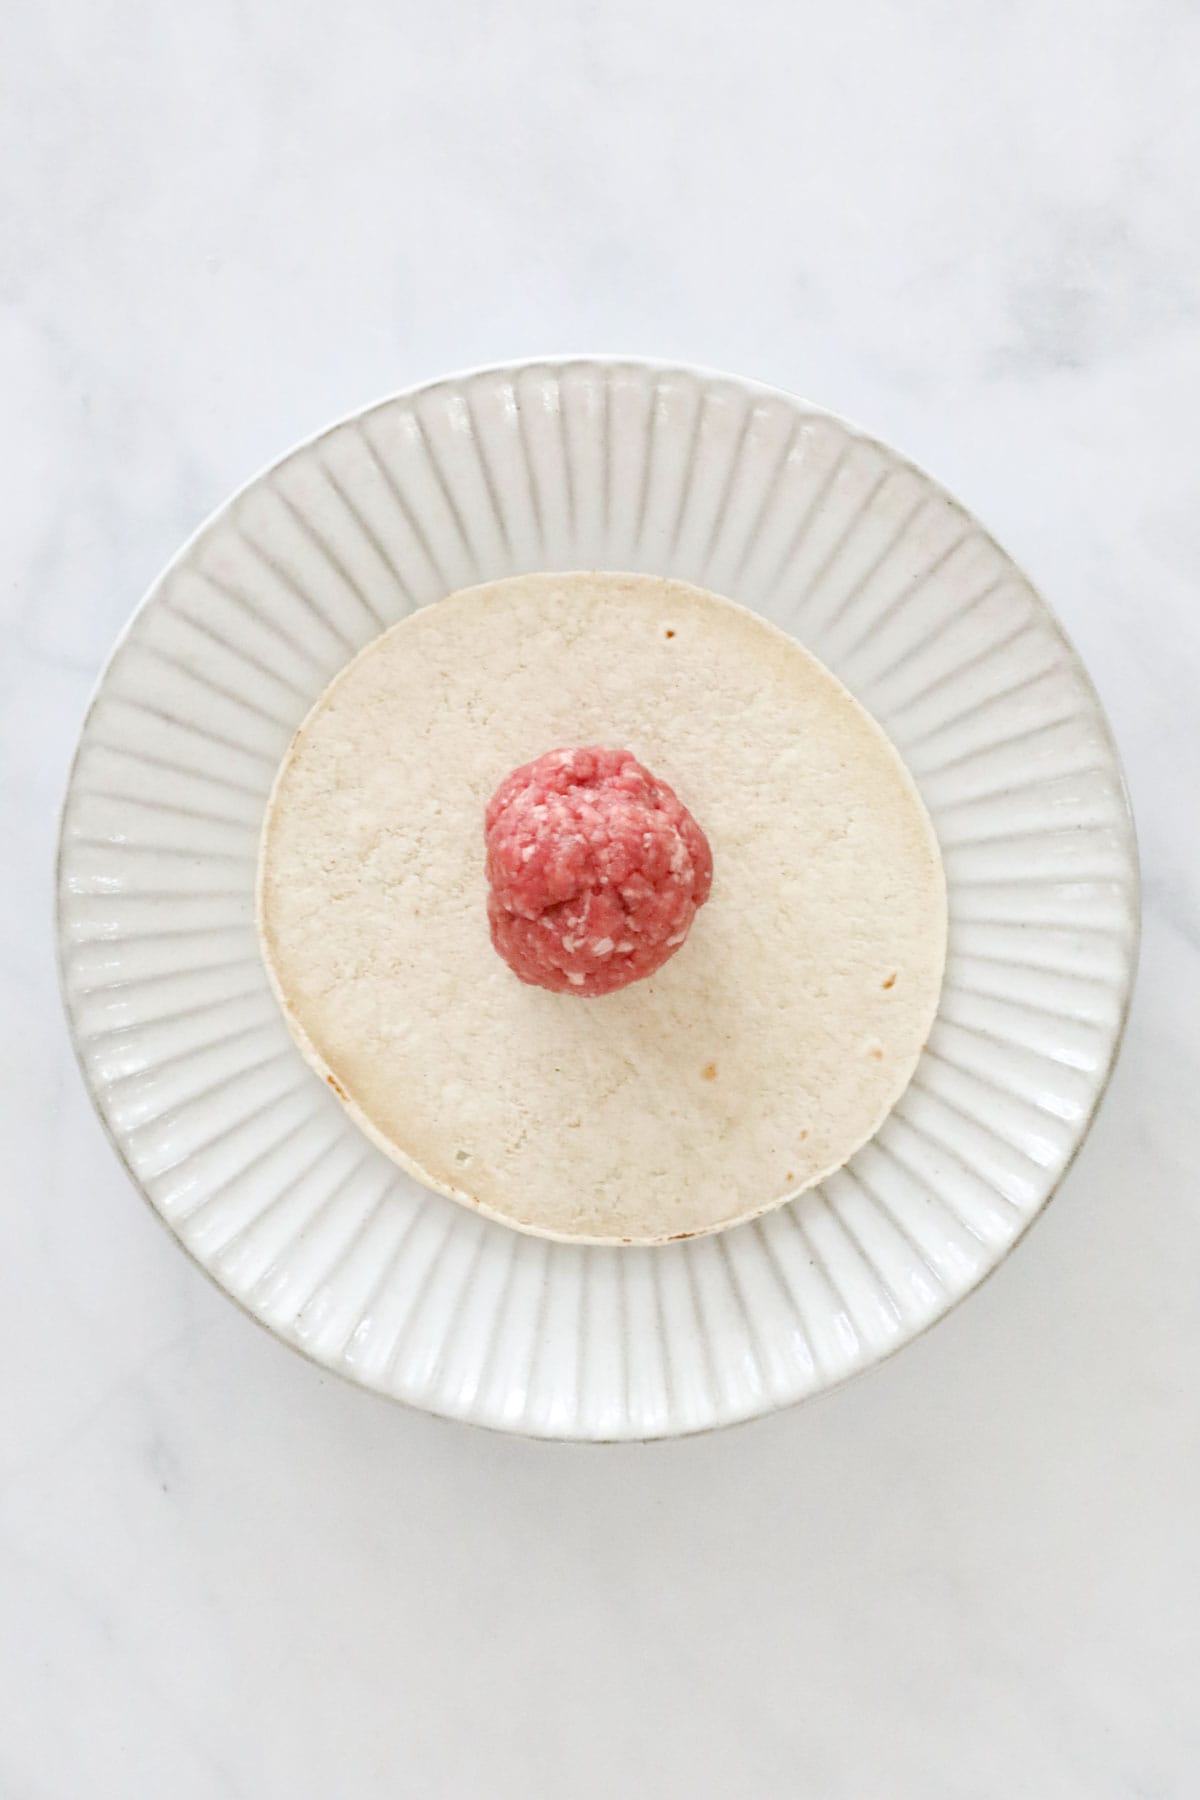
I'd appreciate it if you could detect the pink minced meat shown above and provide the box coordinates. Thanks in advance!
[484,746,714,997]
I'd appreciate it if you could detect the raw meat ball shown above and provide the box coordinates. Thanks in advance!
[484,746,713,997]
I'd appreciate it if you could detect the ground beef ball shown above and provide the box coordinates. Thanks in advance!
[484,746,714,997]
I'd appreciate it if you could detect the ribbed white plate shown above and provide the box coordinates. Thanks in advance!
[57,359,1139,1439]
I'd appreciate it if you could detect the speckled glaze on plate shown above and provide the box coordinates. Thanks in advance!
[56,359,1139,1440]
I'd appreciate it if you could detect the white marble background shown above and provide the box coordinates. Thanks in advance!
[2,2,1197,1794]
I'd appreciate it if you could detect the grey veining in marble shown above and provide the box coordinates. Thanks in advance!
[2,1,1197,1795]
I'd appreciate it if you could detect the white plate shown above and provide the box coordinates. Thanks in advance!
[57,359,1139,1440]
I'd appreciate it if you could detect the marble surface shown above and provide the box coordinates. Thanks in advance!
[2,1,1197,1793]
